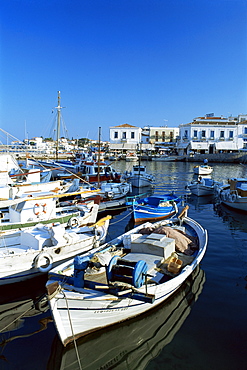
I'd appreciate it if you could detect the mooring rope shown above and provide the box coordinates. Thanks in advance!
[63,290,82,370]
[109,208,135,225]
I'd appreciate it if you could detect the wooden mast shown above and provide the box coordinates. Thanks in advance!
[97,127,101,188]
[55,91,61,161]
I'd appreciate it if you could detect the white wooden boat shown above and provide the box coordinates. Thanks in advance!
[193,165,213,175]
[123,165,155,188]
[46,208,207,346]
[48,266,205,369]
[98,181,131,199]
[0,153,76,200]
[217,177,247,212]
[126,152,138,162]
[0,189,100,235]
[0,215,111,285]
[186,177,222,197]
[152,155,178,162]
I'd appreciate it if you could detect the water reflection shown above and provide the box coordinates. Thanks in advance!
[214,202,247,233]
[0,276,53,369]
[0,296,49,341]
[47,267,205,370]
[187,194,216,210]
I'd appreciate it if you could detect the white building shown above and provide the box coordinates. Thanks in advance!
[109,123,142,152]
[177,114,247,155]
[141,126,179,152]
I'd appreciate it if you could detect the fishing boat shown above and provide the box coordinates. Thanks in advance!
[193,165,213,175]
[0,154,70,200]
[123,165,155,188]
[217,177,247,212]
[54,160,121,184]
[152,154,178,162]
[0,156,83,202]
[186,177,222,197]
[0,215,111,285]
[46,207,207,346]
[126,152,138,162]
[48,266,205,368]
[127,194,182,223]
[59,183,130,213]
[99,181,131,199]
[0,188,100,234]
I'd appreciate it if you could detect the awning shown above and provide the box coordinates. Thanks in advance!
[215,142,238,150]
[176,142,189,149]
[109,143,153,150]
[190,142,209,150]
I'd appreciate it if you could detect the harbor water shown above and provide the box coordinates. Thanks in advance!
[0,161,246,370]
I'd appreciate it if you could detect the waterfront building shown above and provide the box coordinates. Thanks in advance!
[177,114,247,155]
[109,123,143,154]
[141,126,179,153]
[109,123,178,156]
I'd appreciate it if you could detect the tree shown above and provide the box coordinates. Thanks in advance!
[78,138,90,146]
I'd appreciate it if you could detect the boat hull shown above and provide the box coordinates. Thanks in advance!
[221,198,247,211]
[0,217,110,285]
[187,184,214,197]
[131,194,181,223]
[48,267,205,369]
[129,176,155,188]
[47,216,207,346]
[133,208,176,223]
[193,165,213,175]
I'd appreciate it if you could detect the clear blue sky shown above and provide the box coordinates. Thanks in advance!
[1,0,247,143]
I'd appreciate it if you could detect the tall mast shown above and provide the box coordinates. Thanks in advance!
[55,91,61,160]
[97,127,101,188]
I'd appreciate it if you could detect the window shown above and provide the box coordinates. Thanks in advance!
[155,131,159,141]
[184,130,188,138]
[122,132,126,139]
[210,130,214,139]
[162,131,165,142]
[193,130,198,138]
[131,132,135,139]
[114,131,118,139]
[201,130,206,138]
[244,127,247,135]
[220,131,224,138]
[229,131,233,139]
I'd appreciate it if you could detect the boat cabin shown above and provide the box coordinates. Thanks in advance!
[1,192,57,224]
[228,178,247,196]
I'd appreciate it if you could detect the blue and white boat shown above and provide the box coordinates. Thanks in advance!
[128,194,182,223]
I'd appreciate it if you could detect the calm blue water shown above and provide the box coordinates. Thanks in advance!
[0,161,246,370]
